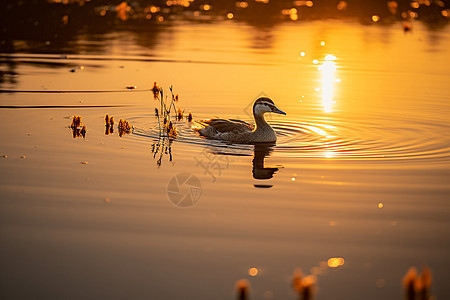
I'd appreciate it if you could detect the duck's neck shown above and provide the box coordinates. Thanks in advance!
[250,113,277,142]
[253,113,273,133]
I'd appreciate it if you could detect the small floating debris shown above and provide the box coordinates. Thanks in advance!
[126,85,137,89]
[104,197,111,204]
[81,161,88,164]
[20,155,26,159]
[69,66,85,73]
[1,155,7,158]
[253,184,273,188]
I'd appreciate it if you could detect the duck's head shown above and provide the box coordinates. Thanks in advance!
[253,97,286,117]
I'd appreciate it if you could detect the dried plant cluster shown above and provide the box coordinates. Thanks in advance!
[118,119,132,137]
[70,115,87,138]
[68,114,134,139]
[150,83,193,167]
[153,83,178,138]
[233,265,433,300]
[104,113,115,135]
[292,270,317,300]
[403,266,433,300]
[104,114,133,137]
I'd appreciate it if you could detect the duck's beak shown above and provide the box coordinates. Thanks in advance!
[271,105,286,115]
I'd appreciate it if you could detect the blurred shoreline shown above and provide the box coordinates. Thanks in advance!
[1,0,448,54]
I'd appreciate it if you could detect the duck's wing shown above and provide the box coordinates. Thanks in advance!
[196,118,254,133]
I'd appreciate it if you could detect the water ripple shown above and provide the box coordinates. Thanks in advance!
[126,112,449,164]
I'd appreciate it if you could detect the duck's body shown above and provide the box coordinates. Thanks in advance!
[194,97,286,143]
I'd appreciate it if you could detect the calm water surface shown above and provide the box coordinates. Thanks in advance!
[1,20,449,300]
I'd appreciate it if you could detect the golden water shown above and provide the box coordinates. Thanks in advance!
[0,20,449,299]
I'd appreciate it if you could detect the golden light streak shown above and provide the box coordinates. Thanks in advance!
[317,55,337,112]
[305,126,327,136]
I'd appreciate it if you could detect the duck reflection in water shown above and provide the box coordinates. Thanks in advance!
[200,142,281,187]
[252,143,280,188]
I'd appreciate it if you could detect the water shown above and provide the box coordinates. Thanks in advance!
[1,18,449,300]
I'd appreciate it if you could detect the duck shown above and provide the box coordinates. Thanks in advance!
[194,97,286,143]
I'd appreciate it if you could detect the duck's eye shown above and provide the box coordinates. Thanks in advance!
[264,103,268,106]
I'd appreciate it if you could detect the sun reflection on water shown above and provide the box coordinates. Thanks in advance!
[324,151,335,158]
[318,55,338,113]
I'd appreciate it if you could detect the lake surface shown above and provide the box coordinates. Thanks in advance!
[1,17,449,300]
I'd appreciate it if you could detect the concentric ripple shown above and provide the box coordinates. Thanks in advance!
[126,110,450,164]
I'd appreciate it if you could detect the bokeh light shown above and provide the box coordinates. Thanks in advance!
[327,257,345,268]
[248,267,258,276]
